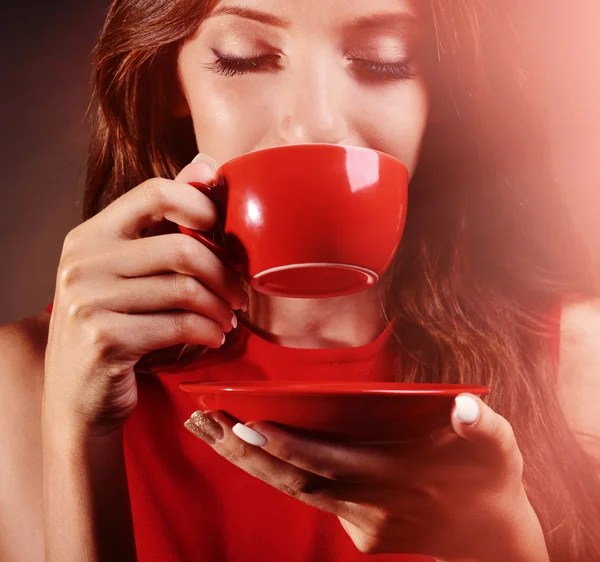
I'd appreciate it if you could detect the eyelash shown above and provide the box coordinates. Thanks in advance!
[205,54,281,77]
[351,58,418,82]
[205,53,418,82]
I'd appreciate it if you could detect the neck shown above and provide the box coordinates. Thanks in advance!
[241,286,387,349]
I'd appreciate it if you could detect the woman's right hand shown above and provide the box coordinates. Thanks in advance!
[43,157,248,438]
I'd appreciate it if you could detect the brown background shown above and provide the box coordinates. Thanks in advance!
[1,1,598,325]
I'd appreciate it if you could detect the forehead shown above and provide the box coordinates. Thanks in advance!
[207,0,419,30]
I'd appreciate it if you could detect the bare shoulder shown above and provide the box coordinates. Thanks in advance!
[557,297,600,463]
[559,297,600,371]
[0,312,48,561]
[0,311,49,411]
[0,310,49,376]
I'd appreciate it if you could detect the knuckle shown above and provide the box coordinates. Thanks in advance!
[198,247,220,277]
[222,444,247,464]
[277,446,299,466]
[86,321,116,353]
[141,177,166,206]
[175,235,200,269]
[140,177,171,224]
[280,472,315,499]
[171,312,220,344]
[175,275,201,305]
[322,467,352,482]
[65,299,93,321]
[57,261,83,289]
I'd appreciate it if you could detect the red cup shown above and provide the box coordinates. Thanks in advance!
[178,144,408,298]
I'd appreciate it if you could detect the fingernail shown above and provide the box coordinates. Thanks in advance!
[232,423,267,447]
[185,410,225,443]
[221,333,226,346]
[231,312,238,329]
[184,418,216,444]
[454,395,480,425]
[192,153,217,170]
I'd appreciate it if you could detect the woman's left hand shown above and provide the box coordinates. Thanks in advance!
[184,394,549,562]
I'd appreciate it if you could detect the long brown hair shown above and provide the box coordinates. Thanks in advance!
[84,0,600,559]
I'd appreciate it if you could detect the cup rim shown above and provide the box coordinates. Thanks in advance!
[217,143,407,173]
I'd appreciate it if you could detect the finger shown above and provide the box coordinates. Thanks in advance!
[338,516,417,557]
[237,421,401,485]
[96,173,218,240]
[184,410,366,516]
[110,234,248,311]
[93,309,227,353]
[86,274,237,334]
[140,151,216,238]
[174,156,217,185]
[451,393,518,458]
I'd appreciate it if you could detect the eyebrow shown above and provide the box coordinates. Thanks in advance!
[209,6,291,28]
[208,6,418,33]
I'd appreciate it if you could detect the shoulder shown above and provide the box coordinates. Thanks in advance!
[0,312,48,561]
[0,311,49,382]
[557,297,600,462]
[559,297,600,372]
[0,312,49,410]
[561,295,600,326]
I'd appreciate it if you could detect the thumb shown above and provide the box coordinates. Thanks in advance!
[175,152,218,185]
[451,393,516,455]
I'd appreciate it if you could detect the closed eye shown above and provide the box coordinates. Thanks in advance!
[204,52,418,82]
[203,53,282,77]
[349,58,418,82]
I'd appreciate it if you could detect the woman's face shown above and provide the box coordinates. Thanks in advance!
[177,0,428,178]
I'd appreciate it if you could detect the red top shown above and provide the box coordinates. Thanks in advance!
[45,302,562,561]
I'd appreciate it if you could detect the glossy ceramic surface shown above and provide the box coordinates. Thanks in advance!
[178,144,408,298]
[179,381,491,444]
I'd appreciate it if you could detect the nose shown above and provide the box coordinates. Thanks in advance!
[276,59,349,145]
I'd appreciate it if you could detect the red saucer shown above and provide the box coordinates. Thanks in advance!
[179,381,491,444]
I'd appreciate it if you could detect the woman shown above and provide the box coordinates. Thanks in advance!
[1,0,599,560]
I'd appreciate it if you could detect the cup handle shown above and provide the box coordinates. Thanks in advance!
[177,181,240,271]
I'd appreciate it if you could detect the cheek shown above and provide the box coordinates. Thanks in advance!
[181,56,428,174]
[186,76,277,166]
[358,80,429,178]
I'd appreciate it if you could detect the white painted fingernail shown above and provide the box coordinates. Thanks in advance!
[192,153,217,170]
[232,312,238,329]
[233,423,267,447]
[454,395,480,425]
